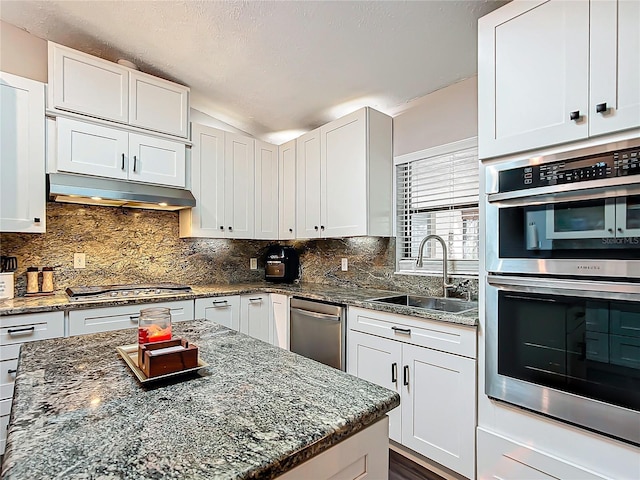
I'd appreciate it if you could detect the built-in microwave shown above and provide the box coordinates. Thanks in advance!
[486,275,640,445]
[485,140,640,278]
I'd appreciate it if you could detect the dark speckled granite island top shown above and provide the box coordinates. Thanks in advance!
[1,320,399,479]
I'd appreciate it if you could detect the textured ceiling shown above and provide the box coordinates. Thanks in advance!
[0,0,506,143]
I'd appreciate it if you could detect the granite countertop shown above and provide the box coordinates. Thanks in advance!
[0,283,478,326]
[1,320,400,479]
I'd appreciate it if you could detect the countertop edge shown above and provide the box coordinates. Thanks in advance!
[0,284,478,326]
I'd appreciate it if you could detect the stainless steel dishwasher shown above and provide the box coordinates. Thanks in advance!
[289,297,346,371]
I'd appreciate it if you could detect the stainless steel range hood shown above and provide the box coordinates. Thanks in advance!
[47,173,196,211]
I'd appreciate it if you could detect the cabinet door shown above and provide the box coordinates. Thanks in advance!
[0,72,45,233]
[296,129,322,238]
[478,1,589,159]
[401,344,476,479]
[347,330,402,443]
[254,141,279,240]
[57,117,129,179]
[49,42,129,124]
[589,0,640,137]
[180,123,226,237]
[224,133,255,239]
[129,70,189,137]
[195,296,240,331]
[240,294,271,343]
[278,139,296,239]
[68,300,194,336]
[128,133,186,187]
[321,108,367,237]
[270,293,289,349]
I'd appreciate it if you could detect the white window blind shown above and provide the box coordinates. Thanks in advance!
[396,143,479,275]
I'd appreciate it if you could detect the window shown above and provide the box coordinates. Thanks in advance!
[395,139,479,276]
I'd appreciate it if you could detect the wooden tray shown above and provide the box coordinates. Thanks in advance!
[116,344,207,383]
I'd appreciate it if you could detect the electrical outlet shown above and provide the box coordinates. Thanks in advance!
[341,258,348,271]
[250,258,258,270]
[74,253,86,269]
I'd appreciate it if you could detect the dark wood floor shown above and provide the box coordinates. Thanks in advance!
[389,450,445,480]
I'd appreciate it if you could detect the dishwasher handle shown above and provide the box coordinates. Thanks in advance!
[290,307,341,322]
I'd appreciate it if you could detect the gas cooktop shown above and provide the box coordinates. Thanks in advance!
[66,283,192,301]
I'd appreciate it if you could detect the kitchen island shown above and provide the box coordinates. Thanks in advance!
[1,320,399,479]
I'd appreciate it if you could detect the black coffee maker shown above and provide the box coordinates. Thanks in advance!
[264,245,300,283]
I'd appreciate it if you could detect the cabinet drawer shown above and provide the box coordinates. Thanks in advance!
[0,358,18,400]
[0,311,64,347]
[68,300,194,336]
[348,307,476,359]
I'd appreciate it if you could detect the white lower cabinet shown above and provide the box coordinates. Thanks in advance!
[240,294,270,343]
[477,428,608,480]
[347,307,477,479]
[0,311,64,455]
[68,300,194,336]
[195,296,241,331]
[270,293,289,350]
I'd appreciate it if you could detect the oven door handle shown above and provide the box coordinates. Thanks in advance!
[487,181,640,207]
[488,275,640,300]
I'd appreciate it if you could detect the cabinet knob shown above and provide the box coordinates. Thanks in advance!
[569,110,580,121]
[34,217,41,223]
[314,226,319,231]
[320,225,325,231]
[228,226,233,231]
[289,228,293,233]
[618,227,623,233]
[219,226,224,230]
[608,228,614,233]
[596,103,607,114]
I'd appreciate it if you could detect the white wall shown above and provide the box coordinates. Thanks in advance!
[0,20,47,82]
[392,76,477,157]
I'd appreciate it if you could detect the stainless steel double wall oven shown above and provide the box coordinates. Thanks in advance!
[484,139,640,445]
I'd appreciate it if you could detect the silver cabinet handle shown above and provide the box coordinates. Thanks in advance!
[249,297,263,302]
[403,365,409,386]
[212,300,228,307]
[8,326,35,335]
[391,362,397,383]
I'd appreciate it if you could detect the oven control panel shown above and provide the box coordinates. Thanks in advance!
[499,146,640,192]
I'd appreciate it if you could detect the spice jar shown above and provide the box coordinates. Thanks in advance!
[41,267,54,293]
[138,307,172,344]
[26,267,39,294]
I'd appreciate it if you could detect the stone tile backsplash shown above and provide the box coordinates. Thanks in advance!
[0,203,477,298]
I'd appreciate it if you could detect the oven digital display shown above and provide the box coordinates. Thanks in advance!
[499,146,640,192]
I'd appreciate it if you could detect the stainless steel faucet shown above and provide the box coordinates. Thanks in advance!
[416,234,454,297]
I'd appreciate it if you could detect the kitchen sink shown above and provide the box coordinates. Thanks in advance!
[367,295,477,314]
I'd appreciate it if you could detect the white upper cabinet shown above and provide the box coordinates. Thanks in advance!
[589,0,640,137]
[254,140,279,240]
[278,139,296,240]
[297,107,392,239]
[128,133,186,187]
[0,72,46,233]
[180,125,255,239]
[180,123,225,237]
[48,42,189,138]
[296,128,322,238]
[56,117,129,180]
[129,70,189,138]
[56,117,185,187]
[225,132,255,239]
[478,0,640,159]
[49,42,129,124]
